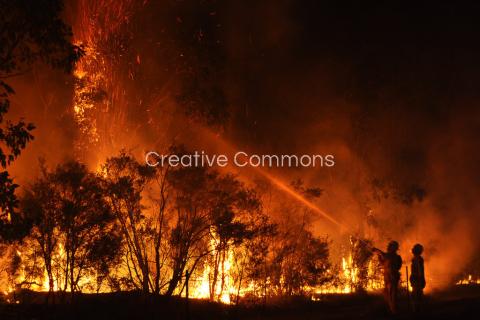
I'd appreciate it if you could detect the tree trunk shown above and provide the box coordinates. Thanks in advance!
[210,250,220,300]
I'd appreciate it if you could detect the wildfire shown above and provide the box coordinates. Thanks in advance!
[456,275,480,285]
[2,0,473,309]
[0,215,392,305]
[186,231,237,304]
[312,254,383,297]
[71,0,138,158]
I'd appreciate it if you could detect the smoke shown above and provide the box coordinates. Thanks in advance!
[216,1,480,289]
[7,0,480,290]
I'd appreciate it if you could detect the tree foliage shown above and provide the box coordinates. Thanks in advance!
[0,0,83,237]
[2,151,333,302]
[21,161,121,297]
[102,152,156,293]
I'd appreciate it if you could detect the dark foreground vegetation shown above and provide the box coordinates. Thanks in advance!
[1,285,480,320]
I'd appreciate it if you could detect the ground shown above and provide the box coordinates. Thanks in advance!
[1,285,479,319]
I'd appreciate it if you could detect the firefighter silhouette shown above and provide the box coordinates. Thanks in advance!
[410,243,426,312]
[373,241,403,314]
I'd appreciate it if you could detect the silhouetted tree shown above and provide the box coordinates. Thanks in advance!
[102,152,156,293]
[236,212,277,304]
[149,156,172,295]
[0,0,82,240]
[266,179,331,296]
[205,174,260,301]
[21,161,120,300]
[164,164,214,296]
[21,169,60,300]
[164,149,262,298]
[84,229,123,293]
[270,227,330,296]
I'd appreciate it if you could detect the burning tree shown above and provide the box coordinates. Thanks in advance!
[101,152,156,293]
[247,179,332,298]
[347,236,378,293]
[1,149,387,303]
[20,161,122,299]
[269,225,331,297]
[164,157,261,301]
[232,211,277,304]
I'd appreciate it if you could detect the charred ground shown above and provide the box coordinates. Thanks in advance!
[1,285,480,320]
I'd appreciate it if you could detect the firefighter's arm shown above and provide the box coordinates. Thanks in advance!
[371,247,385,261]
